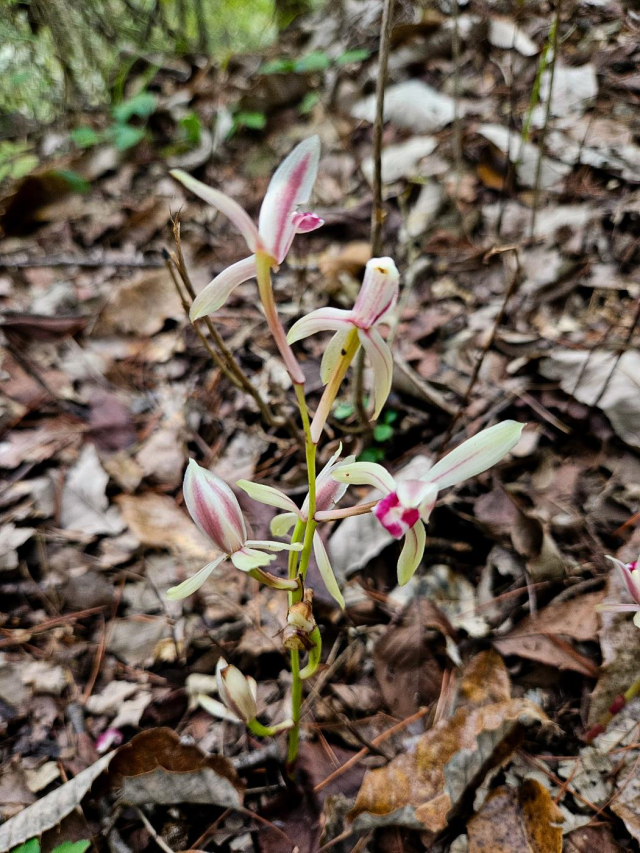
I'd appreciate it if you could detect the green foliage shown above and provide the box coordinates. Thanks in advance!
[358,409,399,462]
[260,46,369,76]
[228,110,268,138]
[12,840,90,853]
[0,141,39,183]
[112,91,157,123]
[70,90,158,152]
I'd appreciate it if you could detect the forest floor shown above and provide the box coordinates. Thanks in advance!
[1,0,640,851]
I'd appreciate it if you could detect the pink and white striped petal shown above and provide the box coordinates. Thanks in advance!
[397,521,426,585]
[166,555,226,600]
[258,136,321,263]
[422,421,524,490]
[237,480,300,515]
[605,556,640,605]
[331,461,396,494]
[287,307,354,345]
[170,169,262,252]
[190,255,257,320]
[320,329,352,384]
[358,327,393,419]
[183,460,247,554]
[351,257,400,329]
[312,531,345,608]
[230,547,275,572]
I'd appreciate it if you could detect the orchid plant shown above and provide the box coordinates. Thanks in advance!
[169,137,524,774]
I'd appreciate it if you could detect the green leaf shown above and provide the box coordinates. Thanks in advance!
[383,409,399,425]
[70,127,100,148]
[294,51,331,73]
[54,169,91,194]
[333,402,355,421]
[179,113,201,146]
[373,423,394,443]
[52,841,90,853]
[298,92,320,115]
[358,447,386,463]
[260,57,295,75]
[111,124,147,151]
[234,111,267,130]
[7,154,39,181]
[335,48,370,66]
[112,91,157,123]
[12,840,40,853]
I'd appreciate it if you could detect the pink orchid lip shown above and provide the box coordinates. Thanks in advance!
[374,492,419,539]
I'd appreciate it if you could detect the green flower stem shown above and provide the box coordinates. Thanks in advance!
[248,717,294,738]
[310,328,361,443]
[300,626,322,680]
[286,383,318,775]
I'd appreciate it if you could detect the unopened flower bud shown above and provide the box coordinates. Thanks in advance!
[216,658,257,724]
[287,590,316,634]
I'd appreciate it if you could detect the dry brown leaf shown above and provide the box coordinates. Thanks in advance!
[494,591,603,676]
[348,651,548,837]
[117,492,212,561]
[0,753,113,852]
[466,779,563,853]
[98,269,182,337]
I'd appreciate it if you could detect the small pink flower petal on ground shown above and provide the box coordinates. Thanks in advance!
[422,420,525,490]
[397,521,426,585]
[183,460,247,554]
[357,327,393,419]
[351,257,400,329]
[190,255,257,320]
[374,492,420,539]
[287,307,354,345]
[258,136,321,263]
[170,169,262,252]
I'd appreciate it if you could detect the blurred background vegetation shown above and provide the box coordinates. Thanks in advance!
[1,0,316,123]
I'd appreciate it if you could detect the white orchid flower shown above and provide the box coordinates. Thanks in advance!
[167,460,302,600]
[170,136,323,321]
[287,257,400,421]
[237,447,355,607]
[596,555,640,628]
[331,421,525,585]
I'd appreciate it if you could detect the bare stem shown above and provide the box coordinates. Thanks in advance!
[529,0,561,239]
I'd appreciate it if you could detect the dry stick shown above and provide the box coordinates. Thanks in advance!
[438,246,521,454]
[136,808,176,853]
[592,297,640,410]
[353,0,396,430]
[314,705,429,793]
[451,0,463,202]
[529,0,562,240]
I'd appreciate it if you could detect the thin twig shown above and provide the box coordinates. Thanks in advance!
[136,808,175,853]
[529,0,561,239]
[438,246,521,454]
[451,0,463,202]
[592,297,640,409]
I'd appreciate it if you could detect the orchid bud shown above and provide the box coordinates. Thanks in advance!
[216,658,258,724]
[351,257,399,329]
[183,459,246,555]
[288,590,315,633]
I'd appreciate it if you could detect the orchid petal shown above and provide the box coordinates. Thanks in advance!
[606,555,640,606]
[358,328,393,419]
[237,479,300,515]
[230,546,275,572]
[183,459,247,554]
[216,658,258,723]
[422,421,525,490]
[190,256,257,320]
[634,611,640,628]
[352,257,400,329]
[258,136,321,263]
[166,555,226,600]
[419,485,438,523]
[320,329,351,384]
[595,602,640,612]
[171,169,261,252]
[397,521,426,585]
[396,479,438,509]
[270,512,299,537]
[287,307,354,345]
[331,461,396,494]
[313,530,345,608]
[245,539,304,552]
[312,451,357,514]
